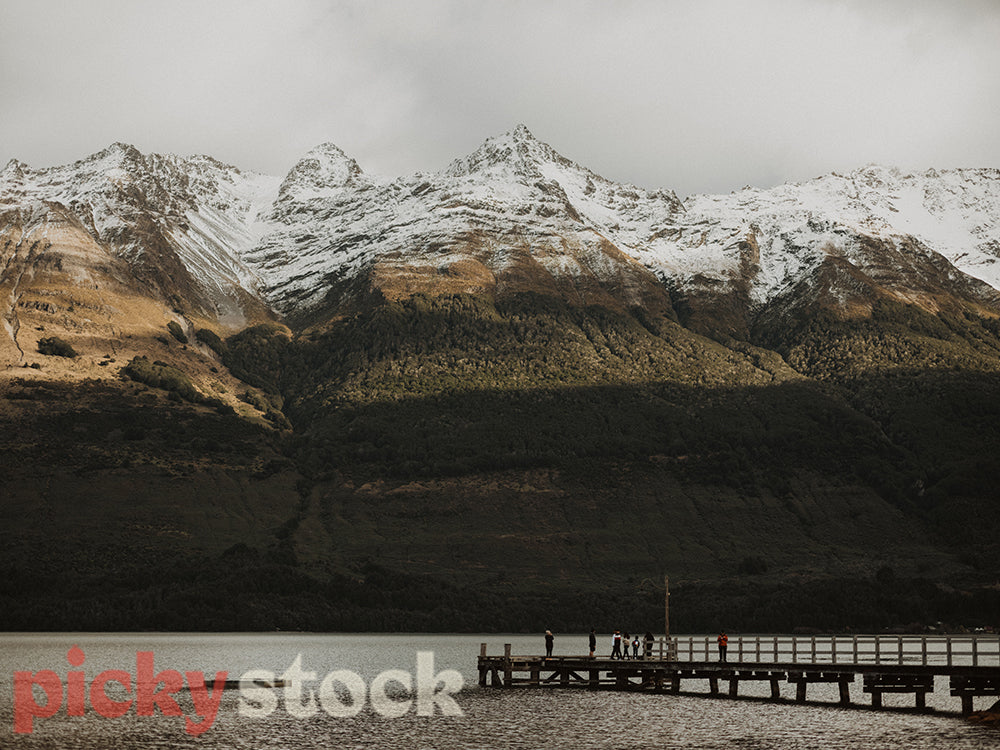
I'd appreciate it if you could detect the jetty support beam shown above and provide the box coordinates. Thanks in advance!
[951,675,1000,716]
[788,671,855,704]
[864,673,933,709]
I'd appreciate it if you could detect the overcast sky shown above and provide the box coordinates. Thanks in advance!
[2,0,998,196]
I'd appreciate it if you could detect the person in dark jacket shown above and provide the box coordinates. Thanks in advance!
[589,629,597,658]
[545,630,554,657]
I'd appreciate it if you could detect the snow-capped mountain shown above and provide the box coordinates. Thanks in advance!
[674,165,1000,307]
[3,125,999,341]
[1,142,280,327]
[245,124,684,316]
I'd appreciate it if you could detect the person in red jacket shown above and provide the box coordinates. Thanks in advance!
[717,631,728,662]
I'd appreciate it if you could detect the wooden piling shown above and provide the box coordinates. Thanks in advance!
[838,679,851,705]
[770,676,781,699]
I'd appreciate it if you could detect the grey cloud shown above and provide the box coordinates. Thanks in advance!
[2,0,998,196]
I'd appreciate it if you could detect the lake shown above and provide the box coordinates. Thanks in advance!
[1,633,997,748]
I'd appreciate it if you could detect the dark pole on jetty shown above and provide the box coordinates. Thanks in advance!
[664,575,670,639]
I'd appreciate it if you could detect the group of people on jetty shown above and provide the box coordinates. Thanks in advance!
[544,629,658,659]
[544,629,730,661]
[609,629,656,659]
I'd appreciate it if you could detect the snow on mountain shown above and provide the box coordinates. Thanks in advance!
[1,144,280,324]
[668,165,1000,306]
[276,143,367,200]
[157,155,280,323]
[249,127,1000,317]
[3,129,999,325]
[249,125,685,313]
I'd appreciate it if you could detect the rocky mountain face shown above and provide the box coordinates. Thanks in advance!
[3,126,999,344]
[3,127,1000,632]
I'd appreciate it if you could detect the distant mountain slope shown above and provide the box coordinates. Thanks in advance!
[1,143,278,332]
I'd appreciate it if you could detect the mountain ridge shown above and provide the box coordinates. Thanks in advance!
[3,127,998,338]
[3,128,1000,632]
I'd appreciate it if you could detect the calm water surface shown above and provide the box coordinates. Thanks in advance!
[1,633,996,749]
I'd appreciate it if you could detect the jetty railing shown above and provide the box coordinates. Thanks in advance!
[657,634,1000,667]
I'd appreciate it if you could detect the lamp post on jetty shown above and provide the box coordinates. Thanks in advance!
[664,575,670,639]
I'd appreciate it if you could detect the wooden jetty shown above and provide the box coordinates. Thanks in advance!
[478,634,1000,715]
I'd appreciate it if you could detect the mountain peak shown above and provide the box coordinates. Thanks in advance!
[93,142,145,166]
[2,158,28,179]
[303,141,355,162]
[278,142,365,198]
[508,123,536,141]
[444,124,566,179]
